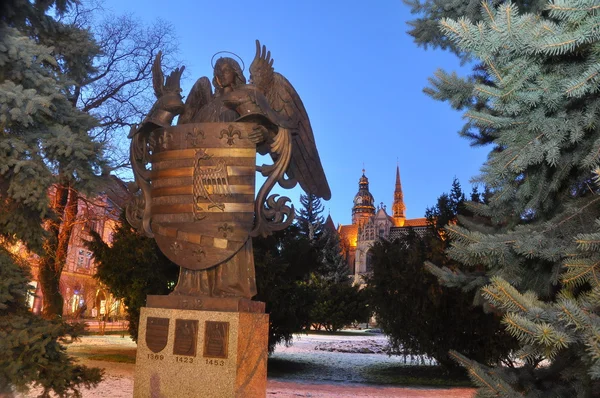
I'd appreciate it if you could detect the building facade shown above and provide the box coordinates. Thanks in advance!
[10,176,129,318]
[338,166,428,281]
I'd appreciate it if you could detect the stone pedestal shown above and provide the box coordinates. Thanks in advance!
[133,304,269,398]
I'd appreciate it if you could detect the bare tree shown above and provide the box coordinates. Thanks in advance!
[66,4,179,175]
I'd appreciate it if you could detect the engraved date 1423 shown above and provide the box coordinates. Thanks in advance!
[175,356,194,363]
[206,359,225,366]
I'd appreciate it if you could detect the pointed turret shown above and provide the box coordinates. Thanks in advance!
[324,213,336,234]
[392,164,406,226]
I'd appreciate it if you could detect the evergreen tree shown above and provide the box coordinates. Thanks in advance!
[253,225,320,352]
[0,0,102,394]
[367,182,516,370]
[86,213,178,341]
[426,178,466,231]
[470,185,481,203]
[0,249,102,396]
[403,0,545,59]
[1,0,101,254]
[2,0,105,318]
[310,229,370,332]
[317,229,351,284]
[295,193,325,241]
[408,1,600,395]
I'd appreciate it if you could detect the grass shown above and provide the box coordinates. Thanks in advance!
[69,347,137,364]
[267,357,313,378]
[302,329,381,337]
[363,364,473,387]
[268,357,473,388]
[83,330,129,336]
[86,353,136,363]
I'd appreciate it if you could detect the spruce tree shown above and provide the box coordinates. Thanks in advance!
[86,213,178,341]
[408,1,600,395]
[310,229,370,332]
[317,229,351,284]
[2,0,107,318]
[367,181,515,370]
[0,248,102,397]
[1,1,101,252]
[404,0,546,59]
[295,193,325,241]
[0,0,103,394]
[253,225,320,352]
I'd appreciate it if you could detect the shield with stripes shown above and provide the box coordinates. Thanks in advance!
[149,122,256,270]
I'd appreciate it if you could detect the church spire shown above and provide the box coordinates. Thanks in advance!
[392,164,406,226]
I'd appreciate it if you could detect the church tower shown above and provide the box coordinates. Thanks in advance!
[352,169,375,226]
[392,165,406,226]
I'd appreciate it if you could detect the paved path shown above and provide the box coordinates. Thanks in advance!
[268,380,474,397]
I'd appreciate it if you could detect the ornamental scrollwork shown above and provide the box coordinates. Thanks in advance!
[251,127,294,237]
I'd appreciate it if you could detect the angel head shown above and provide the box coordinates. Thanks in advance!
[213,57,246,94]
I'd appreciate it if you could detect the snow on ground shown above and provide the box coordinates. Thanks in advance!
[16,333,474,398]
[269,332,437,385]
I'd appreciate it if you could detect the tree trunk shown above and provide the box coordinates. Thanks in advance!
[57,187,79,268]
[40,183,79,319]
[39,260,63,318]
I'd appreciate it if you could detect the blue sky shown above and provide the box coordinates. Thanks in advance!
[102,0,489,227]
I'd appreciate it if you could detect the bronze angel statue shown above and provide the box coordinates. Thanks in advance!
[127,41,330,299]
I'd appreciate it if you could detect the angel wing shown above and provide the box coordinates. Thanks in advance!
[178,76,213,124]
[250,40,331,200]
[152,51,185,101]
[129,51,185,138]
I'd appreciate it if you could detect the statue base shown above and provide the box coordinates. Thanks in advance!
[133,304,269,398]
[146,294,265,313]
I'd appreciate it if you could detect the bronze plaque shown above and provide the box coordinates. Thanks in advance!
[173,319,198,357]
[146,317,169,353]
[203,321,229,359]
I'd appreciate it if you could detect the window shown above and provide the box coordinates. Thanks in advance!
[77,249,93,270]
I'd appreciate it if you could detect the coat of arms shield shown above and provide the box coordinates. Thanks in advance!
[149,122,257,271]
[145,317,169,353]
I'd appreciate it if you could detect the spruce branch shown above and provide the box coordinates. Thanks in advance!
[562,258,600,288]
[449,350,518,396]
[483,277,529,313]
[547,1,600,15]
[557,296,590,330]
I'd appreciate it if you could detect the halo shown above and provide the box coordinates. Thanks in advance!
[211,51,245,72]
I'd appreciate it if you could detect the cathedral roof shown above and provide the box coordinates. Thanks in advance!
[403,217,428,227]
[324,214,336,233]
[374,206,392,220]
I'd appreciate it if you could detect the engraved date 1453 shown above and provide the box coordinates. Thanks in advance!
[206,359,225,366]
